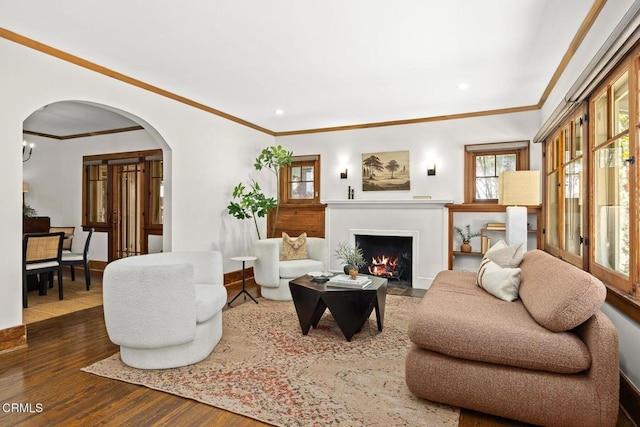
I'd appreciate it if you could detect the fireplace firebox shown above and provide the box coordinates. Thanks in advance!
[355,234,412,287]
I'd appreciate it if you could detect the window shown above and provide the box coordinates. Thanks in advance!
[590,68,634,295]
[82,149,163,259]
[85,163,108,226]
[543,49,640,318]
[463,141,530,203]
[544,108,586,267]
[279,155,321,204]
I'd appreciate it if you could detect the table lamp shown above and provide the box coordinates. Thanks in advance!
[498,170,540,251]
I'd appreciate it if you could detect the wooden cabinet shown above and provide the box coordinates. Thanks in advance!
[447,204,541,270]
[23,216,51,234]
[267,204,326,238]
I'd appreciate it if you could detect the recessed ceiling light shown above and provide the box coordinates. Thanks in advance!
[458,83,470,90]
[274,109,284,115]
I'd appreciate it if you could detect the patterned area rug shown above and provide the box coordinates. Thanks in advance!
[82,295,459,426]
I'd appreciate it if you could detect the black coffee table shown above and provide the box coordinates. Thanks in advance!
[289,275,387,341]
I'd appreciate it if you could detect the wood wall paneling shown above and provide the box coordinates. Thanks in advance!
[268,204,326,238]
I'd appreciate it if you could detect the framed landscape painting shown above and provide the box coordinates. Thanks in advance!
[362,150,410,191]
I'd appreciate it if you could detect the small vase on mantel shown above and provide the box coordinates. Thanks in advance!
[461,242,472,253]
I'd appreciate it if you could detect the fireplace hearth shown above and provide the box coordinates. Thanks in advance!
[355,234,412,287]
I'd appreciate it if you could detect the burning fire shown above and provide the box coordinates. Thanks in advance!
[368,255,399,277]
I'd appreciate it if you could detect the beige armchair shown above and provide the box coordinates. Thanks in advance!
[253,237,327,300]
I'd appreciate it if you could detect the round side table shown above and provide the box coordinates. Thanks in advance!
[228,256,258,306]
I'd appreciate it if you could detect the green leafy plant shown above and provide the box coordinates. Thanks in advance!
[227,145,293,239]
[334,241,366,269]
[253,145,293,237]
[227,181,276,240]
[23,203,37,218]
[454,225,480,243]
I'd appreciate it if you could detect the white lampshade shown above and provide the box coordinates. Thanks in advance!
[22,182,29,193]
[498,171,540,206]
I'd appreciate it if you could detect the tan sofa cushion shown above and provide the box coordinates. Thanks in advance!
[409,271,591,374]
[519,250,606,332]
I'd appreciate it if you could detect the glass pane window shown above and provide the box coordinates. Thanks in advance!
[475,155,495,177]
[474,154,516,199]
[594,91,608,145]
[573,119,582,157]
[612,71,629,136]
[286,162,316,201]
[87,164,107,223]
[496,154,516,175]
[562,128,570,163]
[594,137,630,276]
[563,160,583,256]
[475,177,498,199]
[547,170,559,248]
[290,166,301,181]
[290,182,314,199]
[548,135,558,172]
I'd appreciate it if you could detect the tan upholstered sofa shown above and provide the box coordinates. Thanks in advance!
[405,249,619,427]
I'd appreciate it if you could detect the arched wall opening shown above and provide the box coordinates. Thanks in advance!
[22,100,173,293]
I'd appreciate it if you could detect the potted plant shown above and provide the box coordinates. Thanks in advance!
[454,225,480,253]
[23,203,37,218]
[227,145,293,240]
[334,241,367,274]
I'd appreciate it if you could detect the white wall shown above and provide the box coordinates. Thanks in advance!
[1,38,273,330]
[277,111,541,204]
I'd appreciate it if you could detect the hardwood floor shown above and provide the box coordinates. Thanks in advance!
[22,269,103,324]
[3,278,632,426]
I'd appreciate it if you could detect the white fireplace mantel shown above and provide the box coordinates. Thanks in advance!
[323,199,453,209]
[324,198,453,289]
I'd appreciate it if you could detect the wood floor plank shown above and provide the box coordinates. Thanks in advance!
[1,275,632,426]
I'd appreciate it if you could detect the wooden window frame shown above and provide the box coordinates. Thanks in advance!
[543,106,588,270]
[463,141,530,204]
[542,46,640,322]
[588,61,636,298]
[279,155,321,205]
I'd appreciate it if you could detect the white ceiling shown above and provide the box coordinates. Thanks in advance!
[1,0,594,136]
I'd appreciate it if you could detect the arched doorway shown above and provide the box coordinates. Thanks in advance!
[22,100,172,322]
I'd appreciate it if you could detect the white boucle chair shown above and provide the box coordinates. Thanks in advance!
[253,237,327,300]
[103,251,227,369]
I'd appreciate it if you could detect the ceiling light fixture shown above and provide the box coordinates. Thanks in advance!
[274,109,284,116]
[457,83,470,90]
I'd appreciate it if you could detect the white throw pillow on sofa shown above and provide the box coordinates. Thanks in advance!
[484,239,524,268]
[476,257,521,302]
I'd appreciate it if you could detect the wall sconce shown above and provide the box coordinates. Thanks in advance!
[23,140,34,162]
[427,164,436,176]
[340,169,348,179]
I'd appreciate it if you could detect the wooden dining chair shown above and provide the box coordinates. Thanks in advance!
[61,228,94,290]
[23,232,64,308]
[49,226,75,252]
